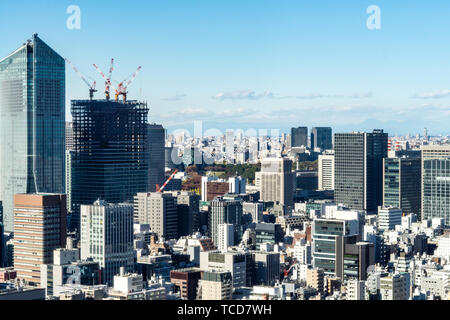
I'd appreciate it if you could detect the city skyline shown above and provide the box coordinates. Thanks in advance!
[2,1,450,135]
[2,1,450,305]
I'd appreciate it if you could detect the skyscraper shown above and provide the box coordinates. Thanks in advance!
[334,130,388,213]
[421,145,450,225]
[256,158,294,208]
[80,200,134,285]
[0,34,65,232]
[13,194,67,286]
[383,157,421,216]
[70,99,149,231]
[422,158,450,226]
[147,124,166,192]
[311,127,332,150]
[291,127,308,148]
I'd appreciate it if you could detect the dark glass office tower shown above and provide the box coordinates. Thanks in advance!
[291,127,308,148]
[311,127,332,150]
[0,34,65,232]
[383,157,421,215]
[334,130,388,213]
[70,100,149,231]
[147,124,166,192]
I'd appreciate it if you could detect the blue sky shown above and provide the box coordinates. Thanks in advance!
[1,0,450,135]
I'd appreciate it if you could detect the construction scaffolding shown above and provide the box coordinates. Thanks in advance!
[69,99,149,231]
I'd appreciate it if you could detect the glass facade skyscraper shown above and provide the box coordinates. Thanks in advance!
[0,34,65,232]
[311,127,332,150]
[383,157,421,216]
[334,130,388,213]
[291,127,308,148]
[147,124,166,192]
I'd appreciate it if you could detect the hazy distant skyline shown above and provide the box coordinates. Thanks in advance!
[2,0,450,135]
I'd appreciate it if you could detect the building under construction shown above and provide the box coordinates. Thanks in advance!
[69,99,149,231]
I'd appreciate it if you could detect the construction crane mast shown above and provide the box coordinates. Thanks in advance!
[93,58,115,101]
[114,66,142,102]
[156,169,179,193]
[65,58,97,100]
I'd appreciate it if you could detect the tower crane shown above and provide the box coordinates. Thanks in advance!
[156,169,179,193]
[114,66,142,102]
[93,58,115,101]
[282,259,298,280]
[65,58,97,100]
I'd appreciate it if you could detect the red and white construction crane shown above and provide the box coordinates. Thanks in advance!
[93,58,115,101]
[156,169,179,193]
[65,58,97,100]
[114,66,142,102]
[282,259,298,280]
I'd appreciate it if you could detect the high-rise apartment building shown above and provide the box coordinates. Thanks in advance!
[256,158,294,208]
[13,194,67,286]
[306,268,325,294]
[291,127,308,148]
[0,34,65,232]
[311,127,332,150]
[80,200,134,285]
[334,130,388,213]
[383,157,421,216]
[318,154,335,191]
[133,192,178,240]
[147,124,166,192]
[70,99,149,231]
[421,145,450,225]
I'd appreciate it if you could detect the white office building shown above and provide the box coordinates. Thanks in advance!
[217,224,234,252]
[318,154,335,191]
[80,200,134,285]
[378,207,403,232]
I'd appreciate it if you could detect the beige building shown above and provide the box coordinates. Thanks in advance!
[198,270,233,300]
[14,194,67,286]
[133,192,178,240]
[256,158,294,208]
[306,268,324,293]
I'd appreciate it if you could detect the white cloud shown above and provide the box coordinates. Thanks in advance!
[414,90,450,99]
[213,90,274,100]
